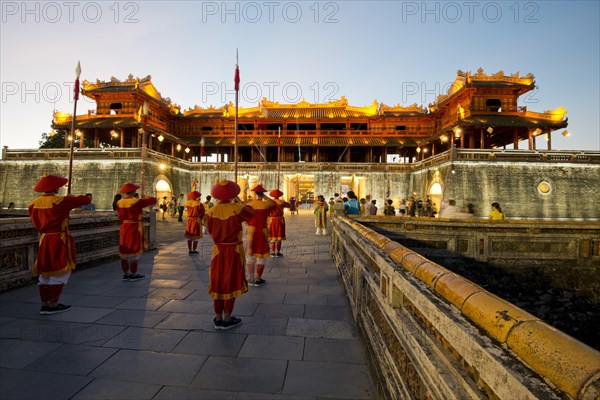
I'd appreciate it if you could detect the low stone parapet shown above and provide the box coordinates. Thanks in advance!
[331,216,600,399]
[0,211,156,293]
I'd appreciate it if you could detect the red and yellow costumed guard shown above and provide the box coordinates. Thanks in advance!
[205,180,255,330]
[268,189,290,257]
[314,195,329,235]
[185,190,205,255]
[245,184,276,286]
[115,182,157,281]
[28,174,91,315]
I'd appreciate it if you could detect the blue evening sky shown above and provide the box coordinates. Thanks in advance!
[1,1,598,150]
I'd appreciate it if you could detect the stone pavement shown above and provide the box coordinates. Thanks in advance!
[0,209,376,400]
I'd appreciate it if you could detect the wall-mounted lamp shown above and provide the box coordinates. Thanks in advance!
[533,128,542,136]
[185,147,190,154]
[157,135,164,142]
[176,144,182,151]
[416,147,421,153]
[487,127,494,134]
[562,130,570,137]
[453,127,462,138]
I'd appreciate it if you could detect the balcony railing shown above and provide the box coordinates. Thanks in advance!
[3,147,599,168]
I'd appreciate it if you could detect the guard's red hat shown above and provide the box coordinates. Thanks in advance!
[119,182,140,194]
[187,191,201,199]
[33,174,68,193]
[251,184,267,193]
[269,189,283,198]
[211,180,240,201]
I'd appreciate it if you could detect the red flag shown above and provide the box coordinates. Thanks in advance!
[234,65,240,92]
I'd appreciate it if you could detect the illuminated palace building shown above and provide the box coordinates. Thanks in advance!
[54,69,567,160]
[50,69,571,209]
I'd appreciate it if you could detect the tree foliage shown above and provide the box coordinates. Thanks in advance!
[39,131,95,149]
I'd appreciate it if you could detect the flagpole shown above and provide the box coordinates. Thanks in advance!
[67,61,81,195]
[277,126,281,189]
[234,49,240,184]
[140,101,149,196]
[200,137,205,192]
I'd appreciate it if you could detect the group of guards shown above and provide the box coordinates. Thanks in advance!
[28,174,290,331]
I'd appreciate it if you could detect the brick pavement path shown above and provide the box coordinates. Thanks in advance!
[0,209,375,399]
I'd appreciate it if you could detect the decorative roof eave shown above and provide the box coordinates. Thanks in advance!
[458,116,568,129]
[197,97,381,119]
[419,114,568,144]
[380,102,428,115]
[182,104,227,117]
[81,74,181,114]
[431,69,535,109]
[52,116,141,130]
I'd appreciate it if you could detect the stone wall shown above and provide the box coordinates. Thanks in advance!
[0,159,195,210]
[1,148,598,220]
[433,161,600,220]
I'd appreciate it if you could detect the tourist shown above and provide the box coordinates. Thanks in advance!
[112,194,122,211]
[489,202,505,220]
[245,184,275,286]
[205,180,255,330]
[289,197,296,215]
[268,189,289,257]
[314,195,329,235]
[345,191,360,215]
[115,182,156,281]
[368,199,378,215]
[408,197,417,217]
[185,190,205,255]
[177,193,185,222]
[160,196,168,220]
[440,199,460,219]
[79,193,96,211]
[460,203,476,218]
[384,199,396,216]
[399,199,407,216]
[7,202,16,209]
[432,202,439,217]
[169,196,177,217]
[332,196,345,216]
[202,195,214,233]
[359,198,368,216]
[28,174,91,314]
